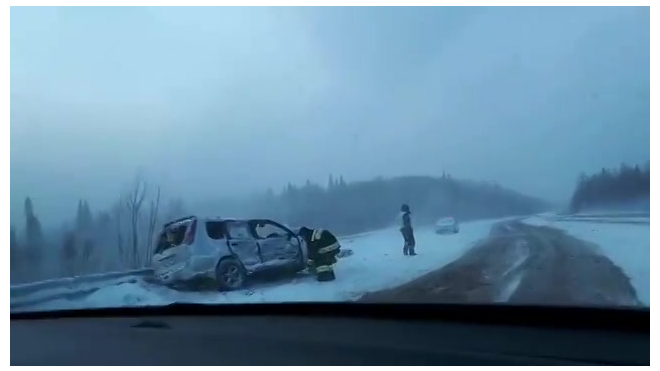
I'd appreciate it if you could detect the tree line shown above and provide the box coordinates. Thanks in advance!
[569,162,650,213]
[204,173,547,236]
[11,173,547,284]
[11,177,185,284]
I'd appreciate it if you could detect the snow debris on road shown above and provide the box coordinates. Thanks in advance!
[523,215,650,306]
[32,219,500,310]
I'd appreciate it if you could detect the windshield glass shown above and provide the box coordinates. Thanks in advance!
[10,6,649,312]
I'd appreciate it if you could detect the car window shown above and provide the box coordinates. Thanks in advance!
[253,221,288,239]
[206,221,226,240]
[154,224,187,255]
[226,221,253,240]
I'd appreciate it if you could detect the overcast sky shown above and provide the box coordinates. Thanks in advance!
[10,6,650,226]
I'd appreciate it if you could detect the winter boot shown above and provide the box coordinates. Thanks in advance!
[316,269,336,282]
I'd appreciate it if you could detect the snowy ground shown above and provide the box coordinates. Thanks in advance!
[23,213,647,311]
[29,219,501,311]
[524,215,650,306]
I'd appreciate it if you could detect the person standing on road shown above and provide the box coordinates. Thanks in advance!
[399,204,416,256]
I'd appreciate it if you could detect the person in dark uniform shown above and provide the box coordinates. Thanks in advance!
[399,204,416,256]
[298,226,341,282]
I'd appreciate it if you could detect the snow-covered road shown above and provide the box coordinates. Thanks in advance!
[28,218,501,311]
[524,215,650,306]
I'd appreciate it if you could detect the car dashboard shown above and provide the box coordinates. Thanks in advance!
[11,303,649,365]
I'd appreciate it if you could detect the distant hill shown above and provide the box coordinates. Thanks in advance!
[214,174,548,236]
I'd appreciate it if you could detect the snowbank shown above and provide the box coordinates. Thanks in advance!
[32,219,499,310]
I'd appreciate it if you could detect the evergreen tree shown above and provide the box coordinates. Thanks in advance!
[75,200,84,231]
[60,230,77,276]
[327,174,335,190]
[24,197,43,264]
[569,162,650,212]
[76,200,93,233]
[10,225,19,267]
[73,199,95,272]
[10,226,17,250]
[338,175,347,188]
[83,201,93,230]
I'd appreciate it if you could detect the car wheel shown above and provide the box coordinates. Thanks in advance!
[215,258,246,291]
[454,226,459,233]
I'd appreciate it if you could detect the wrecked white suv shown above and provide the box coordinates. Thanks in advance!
[150,216,308,290]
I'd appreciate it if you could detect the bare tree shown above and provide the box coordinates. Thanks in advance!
[145,186,161,265]
[125,178,147,268]
[113,197,125,268]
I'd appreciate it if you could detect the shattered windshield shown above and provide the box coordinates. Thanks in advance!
[10,6,649,312]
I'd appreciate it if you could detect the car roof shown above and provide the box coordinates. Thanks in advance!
[162,215,270,228]
[197,216,287,223]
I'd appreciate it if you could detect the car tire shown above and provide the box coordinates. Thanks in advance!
[454,226,459,233]
[215,258,246,291]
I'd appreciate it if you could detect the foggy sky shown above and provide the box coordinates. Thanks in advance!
[10,6,650,226]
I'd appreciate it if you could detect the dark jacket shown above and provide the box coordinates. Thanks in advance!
[399,211,413,231]
[298,227,341,282]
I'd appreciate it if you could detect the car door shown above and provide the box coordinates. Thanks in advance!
[224,220,262,271]
[251,220,301,267]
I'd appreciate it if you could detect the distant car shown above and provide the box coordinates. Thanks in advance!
[150,216,308,291]
[435,217,459,234]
